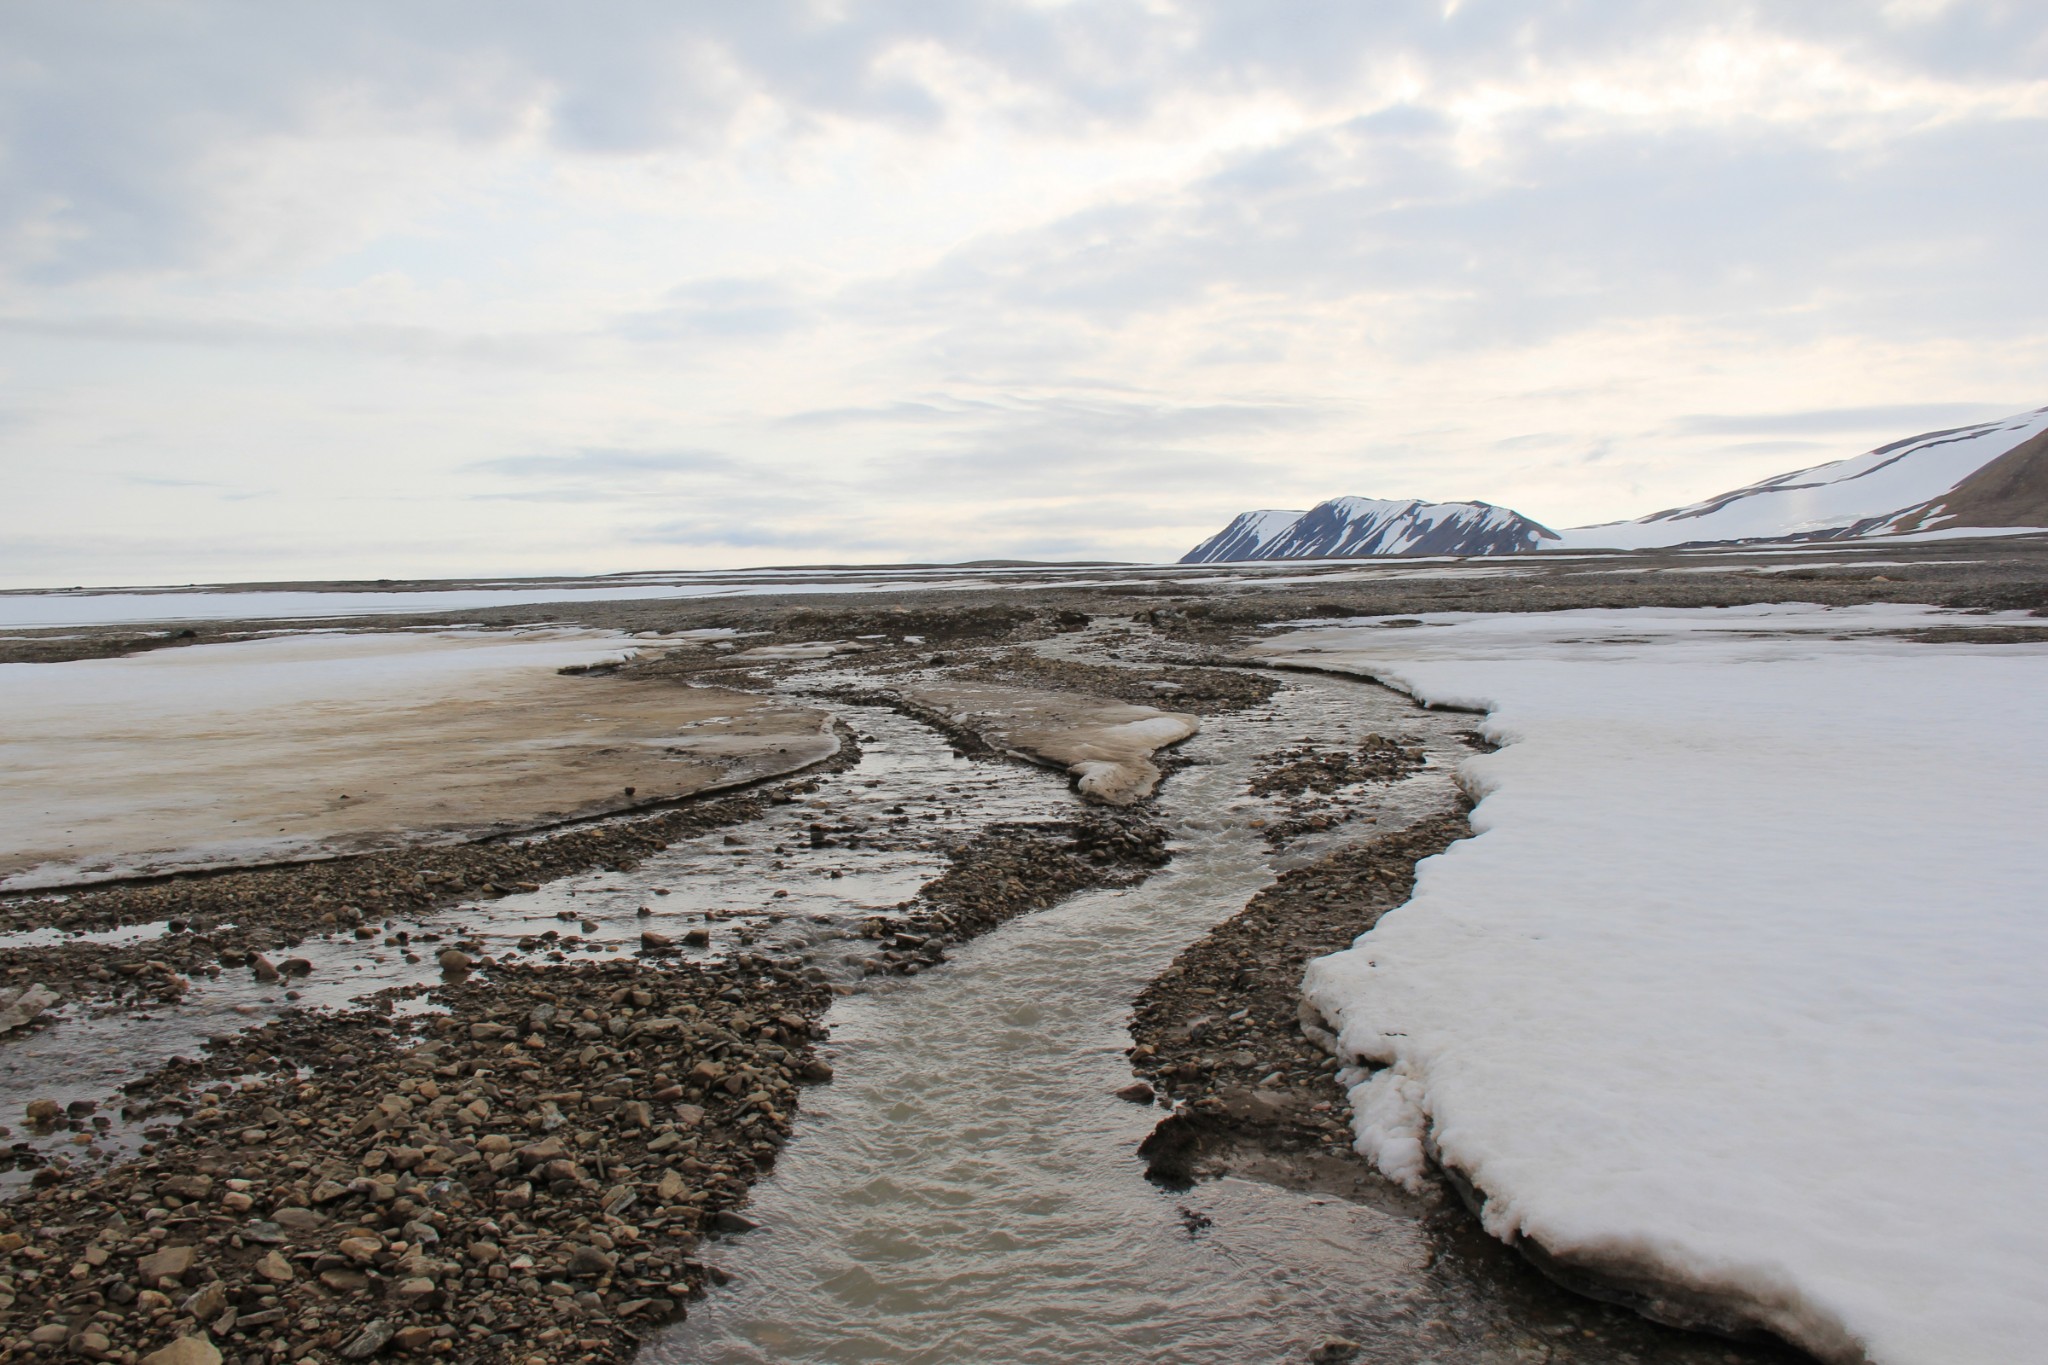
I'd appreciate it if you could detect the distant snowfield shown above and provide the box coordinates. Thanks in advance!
[0,561,1545,630]
[1257,605,2048,1365]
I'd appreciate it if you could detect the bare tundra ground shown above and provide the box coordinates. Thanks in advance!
[1,535,2043,1364]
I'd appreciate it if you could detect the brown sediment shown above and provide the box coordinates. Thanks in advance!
[1,649,838,891]
[0,735,862,1018]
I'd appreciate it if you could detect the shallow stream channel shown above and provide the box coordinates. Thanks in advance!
[648,665,1515,1364]
[0,640,1795,1364]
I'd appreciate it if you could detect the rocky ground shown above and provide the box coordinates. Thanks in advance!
[0,795,1169,1363]
[1246,733,1431,846]
[11,537,2048,1363]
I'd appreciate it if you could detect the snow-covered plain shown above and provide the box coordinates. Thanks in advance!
[1257,605,2048,1365]
[0,559,1559,630]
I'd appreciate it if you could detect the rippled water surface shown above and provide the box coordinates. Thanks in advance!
[651,671,1489,1364]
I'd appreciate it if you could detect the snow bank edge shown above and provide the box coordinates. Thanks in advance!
[1266,655,1872,1365]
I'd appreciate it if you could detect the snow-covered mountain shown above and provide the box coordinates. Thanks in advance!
[1180,509,1306,563]
[1181,497,1558,563]
[1553,405,2048,550]
[1187,406,2048,562]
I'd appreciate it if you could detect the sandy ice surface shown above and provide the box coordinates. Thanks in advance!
[0,630,836,888]
[902,683,1198,804]
[1256,604,2048,1365]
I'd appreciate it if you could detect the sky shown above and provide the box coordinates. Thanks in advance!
[3,1,2046,588]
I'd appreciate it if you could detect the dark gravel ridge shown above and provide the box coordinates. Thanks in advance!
[949,649,1280,715]
[1128,811,1472,1175]
[848,814,1170,977]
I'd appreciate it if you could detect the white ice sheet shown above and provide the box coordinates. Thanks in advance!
[1258,604,2048,1365]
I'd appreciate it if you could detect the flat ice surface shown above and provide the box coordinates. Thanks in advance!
[1257,605,2048,1365]
[0,630,834,888]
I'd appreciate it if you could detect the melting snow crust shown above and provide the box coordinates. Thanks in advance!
[1258,605,2048,1365]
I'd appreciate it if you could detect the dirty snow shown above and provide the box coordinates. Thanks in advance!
[902,683,1198,804]
[0,630,836,888]
[1258,604,2048,1365]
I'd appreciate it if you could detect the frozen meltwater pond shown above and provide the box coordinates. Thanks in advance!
[1263,604,2048,1365]
[0,629,835,888]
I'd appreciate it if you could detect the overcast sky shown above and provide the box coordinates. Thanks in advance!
[3,2,2045,587]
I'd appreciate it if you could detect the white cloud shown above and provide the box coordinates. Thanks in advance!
[1,2,2045,584]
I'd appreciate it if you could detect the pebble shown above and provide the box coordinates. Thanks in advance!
[140,1338,222,1365]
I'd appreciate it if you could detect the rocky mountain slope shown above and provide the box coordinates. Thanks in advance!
[1554,405,2048,550]
[1181,497,1558,562]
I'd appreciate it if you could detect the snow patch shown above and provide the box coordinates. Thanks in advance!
[1260,604,2048,1365]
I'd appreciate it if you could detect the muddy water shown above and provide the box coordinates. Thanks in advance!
[650,671,1500,1364]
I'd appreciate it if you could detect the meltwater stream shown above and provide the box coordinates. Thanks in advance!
[650,671,1485,1365]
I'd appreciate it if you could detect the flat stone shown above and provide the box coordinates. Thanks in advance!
[339,1236,382,1264]
[338,1320,394,1360]
[141,1338,223,1365]
[180,1282,227,1322]
[137,1244,196,1283]
[564,1245,614,1278]
[0,983,60,1033]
